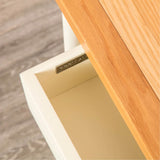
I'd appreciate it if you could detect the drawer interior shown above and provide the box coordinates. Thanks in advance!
[36,52,144,159]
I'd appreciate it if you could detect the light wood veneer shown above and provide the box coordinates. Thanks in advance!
[55,0,160,159]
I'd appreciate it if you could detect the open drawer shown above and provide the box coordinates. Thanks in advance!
[20,45,145,160]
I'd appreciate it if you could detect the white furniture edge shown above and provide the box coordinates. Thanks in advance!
[20,45,85,160]
[62,14,79,51]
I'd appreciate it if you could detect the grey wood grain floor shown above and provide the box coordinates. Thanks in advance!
[0,0,64,159]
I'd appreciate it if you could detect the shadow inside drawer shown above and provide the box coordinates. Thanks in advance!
[36,57,144,159]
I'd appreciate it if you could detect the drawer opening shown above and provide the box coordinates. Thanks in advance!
[35,51,144,159]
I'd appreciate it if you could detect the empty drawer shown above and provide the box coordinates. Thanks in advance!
[20,45,145,160]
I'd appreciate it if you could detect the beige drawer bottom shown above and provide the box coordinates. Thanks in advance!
[20,45,145,160]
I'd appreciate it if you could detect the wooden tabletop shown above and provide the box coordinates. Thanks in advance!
[55,0,160,159]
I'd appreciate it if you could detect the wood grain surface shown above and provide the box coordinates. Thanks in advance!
[0,0,63,159]
[55,0,160,159]
[100,0,160,100]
